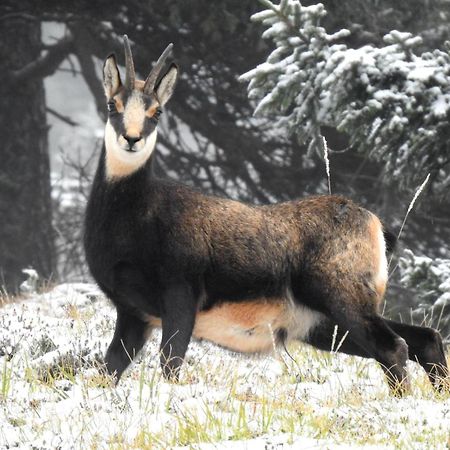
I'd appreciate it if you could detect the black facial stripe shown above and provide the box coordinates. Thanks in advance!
[108,111,158,140]
[142,117,158,136]
[109,112,126,138]
[120,89,132,105]
[142,95,155,110]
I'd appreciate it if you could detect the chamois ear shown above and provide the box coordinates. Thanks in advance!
[155,63,178,107]
[103,54,122,99]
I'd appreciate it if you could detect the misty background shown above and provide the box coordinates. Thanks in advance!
[1,0,450,331]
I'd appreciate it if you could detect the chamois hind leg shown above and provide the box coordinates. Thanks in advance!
[305,317,370,357]
[159,281,197,382]
[304,313,409,395]
[384,319,449,391]
[105,307,149,381]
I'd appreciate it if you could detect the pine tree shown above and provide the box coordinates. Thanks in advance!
[0,12,55,292]
[399,250,450,340]
[240,0,450,195]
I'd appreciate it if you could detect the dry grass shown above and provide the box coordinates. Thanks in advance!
[0,285,449,449]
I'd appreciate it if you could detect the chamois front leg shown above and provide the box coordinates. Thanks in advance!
[159,281,197,382]
[362,315,410,395]
[105,307,149,382]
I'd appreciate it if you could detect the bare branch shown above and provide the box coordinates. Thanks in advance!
[9,36,73,83]
[0,13,39,23]
[69,22,107,122]
[46,107,79,127]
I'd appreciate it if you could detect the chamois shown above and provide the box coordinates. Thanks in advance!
[84,36,448,394]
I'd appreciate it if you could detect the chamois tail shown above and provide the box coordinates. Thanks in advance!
[383,227,397,254]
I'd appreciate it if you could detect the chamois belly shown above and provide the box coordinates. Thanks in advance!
[148,299,321,353]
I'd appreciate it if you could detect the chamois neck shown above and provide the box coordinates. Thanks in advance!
[104,122,158,180]
[94,144,157,189]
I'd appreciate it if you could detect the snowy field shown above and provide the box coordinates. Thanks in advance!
[0,284,449,449]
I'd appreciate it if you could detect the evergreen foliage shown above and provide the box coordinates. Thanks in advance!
[399,250,450,340]
[240,0,450,195]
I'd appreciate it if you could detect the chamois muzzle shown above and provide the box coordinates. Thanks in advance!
[123,134,142,151]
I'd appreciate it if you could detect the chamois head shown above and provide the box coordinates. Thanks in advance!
[102,35,178,178]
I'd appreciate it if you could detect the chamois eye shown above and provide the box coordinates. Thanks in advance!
[107,101,116,113]
[151,109,162,122]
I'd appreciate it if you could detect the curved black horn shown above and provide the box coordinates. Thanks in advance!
[143,43,173,95]
[123,35,136,90]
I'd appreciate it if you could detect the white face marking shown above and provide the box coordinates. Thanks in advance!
[104,121,157,179]
[123,91,146,137]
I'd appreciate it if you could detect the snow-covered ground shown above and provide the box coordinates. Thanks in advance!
[0,284,449,449]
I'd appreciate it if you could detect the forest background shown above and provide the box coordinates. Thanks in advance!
[1,0,449,339]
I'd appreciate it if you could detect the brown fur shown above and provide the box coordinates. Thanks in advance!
[174,194,376,283]
[113,96,124,113]
[91,44,448,392]
[146,104,160,118]
[148,300,285,352]
[148,298,321,353]
[152,192,389,321]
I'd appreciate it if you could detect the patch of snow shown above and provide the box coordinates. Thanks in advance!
[0,284,448,449]
[431,94,450,118]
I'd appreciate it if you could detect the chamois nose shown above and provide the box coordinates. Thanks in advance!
[123,135,142,148]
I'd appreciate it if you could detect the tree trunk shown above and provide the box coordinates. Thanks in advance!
[0,19,54,293]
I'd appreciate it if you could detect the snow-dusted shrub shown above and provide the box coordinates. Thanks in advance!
[52,173,89,281]
[399,249,450,341]
[51,146,97,282]
[240,0,450,195]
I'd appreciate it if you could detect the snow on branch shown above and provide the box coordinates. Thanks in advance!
[240,0,450,195]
